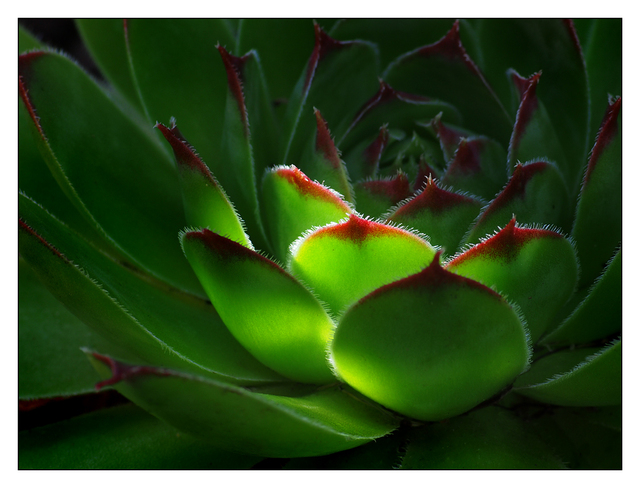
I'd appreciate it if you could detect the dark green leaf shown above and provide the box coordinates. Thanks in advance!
[89,353,399,458]
[75,19,145,112]
[19,403,261,469]
[19,50,203,295]
[400,406,566,469]
[572,97,622,288]
[542,249,621,346]
[515,340,621,406]
[19,258,136,399]
[475,19,589,195]
[384,21,513,147]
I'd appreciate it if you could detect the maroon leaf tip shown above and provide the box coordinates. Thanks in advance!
[350,79,431,130]
[315,214,412,245]
[413,156,438,192]
[362,126,389,175]
[393,177,480,218]
[584,96,621,184]
[92,353,172,391]
[446,137,484,176]
[156,122,215,180]
[448,217,562,265]
[362,248,502,303]
[509,71,542,155]
[314,109,343,170]
[275,166,351,210]
[478,162,548,223]
[304,23,349,92]
[218,45,249,134]
[360,172,411,206]
[429,114,467,159]
[185,228,289,275]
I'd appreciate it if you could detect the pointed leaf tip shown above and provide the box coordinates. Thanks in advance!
[585,96,621,184]
[156,122,213,177]
[218,44,249,134]
[314,108,342,170]
[91,352,171,391]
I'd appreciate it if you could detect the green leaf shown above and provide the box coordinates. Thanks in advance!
[541,249,621,346]
[515,340,621,406]
[19,193,283,385]
[19,258,136,399]
[571,97,622,288]
[157,121,252,249]
[88,353,399,458]
[447,218,578,342]
[305,109,354,203]
[285,431,405,469]
[441,135,508,201]
[75,19,145,112]
[283,23,379,168]
[214,46,268,249]
[19,403,261,469]
[475,19,589,194]
[384,21,513,147]
[353,171,412,220]
[18,25,43,52]
[237,19,316,101]
[337,80,462,156]
[386,177,484,256]
[580,19,622,141]
[124,19,235,165]
[400,406,565,469]
[18,50,203,295]
[525,406,621,469]
[261,165,352,263]
[331,254,530,421]
[465,161,571,245]
[289,214,436,316]
[506,71,568,180]
[342,125,389,182]
[181,229,336,384]
[330,19,456,70]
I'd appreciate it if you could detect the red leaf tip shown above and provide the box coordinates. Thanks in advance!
[92,353,172,391]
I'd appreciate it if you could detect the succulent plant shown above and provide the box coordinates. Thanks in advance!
[18,19,621,469]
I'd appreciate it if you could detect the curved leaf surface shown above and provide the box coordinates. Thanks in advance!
[572,97,622,288]
[19,403,261,469]
[19,193,283,385]
[515,340,621,406]
[181,229,336,384]
[289,214,436,316]
[542,249,621,346]
[19,258,136,399]
[331,254,530,421]
[447,218,578,342]
[18,50,203,295]
[261,165,352,263]
[89,353,399,458]
[400,406,565,469]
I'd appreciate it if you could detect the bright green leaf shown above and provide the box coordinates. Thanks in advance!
[447,218,578,342]
[331,254,530,421]
[181,229,336,384]
[289,214,436,316]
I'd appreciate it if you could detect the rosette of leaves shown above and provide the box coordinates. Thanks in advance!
[18,19,622,469]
